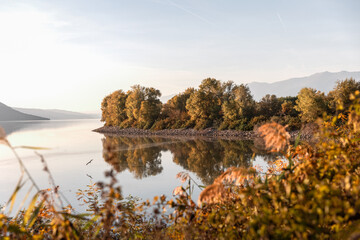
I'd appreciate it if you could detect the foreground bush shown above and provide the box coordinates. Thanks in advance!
[1,91,360,239]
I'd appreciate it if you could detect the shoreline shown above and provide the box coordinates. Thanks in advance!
[93,126,311,140]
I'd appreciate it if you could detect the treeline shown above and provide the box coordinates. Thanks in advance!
[101,78,360,130]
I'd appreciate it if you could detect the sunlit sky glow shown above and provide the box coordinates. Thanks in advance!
[0,0,359,112]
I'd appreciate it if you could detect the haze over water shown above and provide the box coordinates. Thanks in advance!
[0,120,275,211]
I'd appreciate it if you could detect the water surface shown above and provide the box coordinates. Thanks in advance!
[0,120,276,211]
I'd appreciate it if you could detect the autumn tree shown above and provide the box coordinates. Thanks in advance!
[138,87,162,129]
[328,78,360,112]
[256,94,281,119]
[123,85,162,129]
[295,88,328,122]
[167,88,194,113]
[160,88,194,128]
[186,78,224,129]
[125,85,146,126]
[101,95,111,125]
[279,96,298,116]
[221,82,255,129]
[101,90,128,126]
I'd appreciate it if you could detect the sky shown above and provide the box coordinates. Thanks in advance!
[0,0,359,112]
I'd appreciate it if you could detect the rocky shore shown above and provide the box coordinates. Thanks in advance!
[93,126,312,140]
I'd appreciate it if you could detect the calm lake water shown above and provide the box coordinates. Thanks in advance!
[0,119,276,212]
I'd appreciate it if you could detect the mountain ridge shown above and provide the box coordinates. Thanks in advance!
[0,102,49,121]
[160,71,359,102]
[248,71,360,100]
[14,107,100,120]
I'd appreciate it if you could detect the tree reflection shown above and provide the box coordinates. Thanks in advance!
[167,139,254,184]
[102,136,164,179]
[102,136,277,183]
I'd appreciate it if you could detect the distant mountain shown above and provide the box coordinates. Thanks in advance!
[0,102,49,121]
[248,71,360,100]
[14,108,100,120]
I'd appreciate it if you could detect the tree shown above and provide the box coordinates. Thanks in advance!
[101,90,128,126]
[256,94,281,119]
[124,85,162,129]
[186,78,223,129]
[160,88,194,128]
[279,96,298,117]
[167,88,194,113]
[125,85,146,126]
[109,90,128,126]
[138,87,162,128]
[221,83,255,129]
[101,95,111,125]
[328,78,360,112]
[295,88,328,122]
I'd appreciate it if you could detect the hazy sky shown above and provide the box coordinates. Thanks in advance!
[0,0,359,112]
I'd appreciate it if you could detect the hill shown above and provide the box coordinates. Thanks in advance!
[248,71,360,100]
[0,102,49,121]
[14,108,100,120]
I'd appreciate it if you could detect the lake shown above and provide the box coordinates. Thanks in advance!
[0,119,277,212]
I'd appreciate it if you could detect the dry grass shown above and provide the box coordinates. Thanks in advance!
[175,172,190,183]
[172,186,186,197]
[197,183,227,205]
[257,122,290,152]
[214,167,252,185]
[197,167,257,205]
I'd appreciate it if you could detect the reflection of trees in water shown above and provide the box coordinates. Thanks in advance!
[168,140,224,185]
[102,136,164,179]
[220,140,253,167]
[168,139,254,185]
[102,136,278,184]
